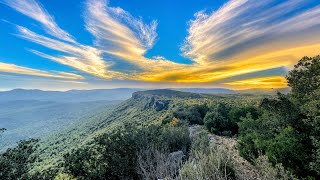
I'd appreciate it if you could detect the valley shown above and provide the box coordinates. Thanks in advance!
[0,57,319,179]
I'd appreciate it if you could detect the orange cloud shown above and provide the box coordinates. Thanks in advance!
[4,0,320,90]
[223,76,287,90]
[0,62,84,80]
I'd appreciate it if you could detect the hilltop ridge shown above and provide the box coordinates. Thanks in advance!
[132,89,204,99]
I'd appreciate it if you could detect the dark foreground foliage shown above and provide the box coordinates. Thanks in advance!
[64,124,191,180]
[0,138,39,179]
[238,55,320,178]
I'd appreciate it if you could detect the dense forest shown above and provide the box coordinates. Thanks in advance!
[0,55,319,179]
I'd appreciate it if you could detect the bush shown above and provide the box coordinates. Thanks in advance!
[254,155,297,180]
[64,124,191,179]
[238,95,314,177]
[266,127,308,175]
[137,146,184,180]
[228,106,260,134]
[204,103,234,135]
[238,133,259,162]
[179,146,235,180]
[163,104,208,125]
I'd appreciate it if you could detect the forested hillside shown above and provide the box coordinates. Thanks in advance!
[0,55,319,179]
[0,100,121,151]
[0,89,266,179]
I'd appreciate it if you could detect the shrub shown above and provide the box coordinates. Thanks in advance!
[64,124,191,179]
[254,155,298,180]
[163,104,208,125]
[179,146,235,180]
[266,127,308,175]
[238,133,259,162]
[204,103,234,135]
[137,146,184,180]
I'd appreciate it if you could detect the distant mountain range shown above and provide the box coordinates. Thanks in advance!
[0,88,142,102]
[0,87,290,103]
[236,88,290,95]
[174,88,236,94]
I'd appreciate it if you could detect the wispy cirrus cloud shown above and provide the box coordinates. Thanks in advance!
[16,26,114,79]
[85,0,183,71]
[85,0,157,59]
[3,0,320,90]
[5,0,132,80]
[134,0,320,88]
[182,0,320,64]
[3,0,76,43]
[0,62,84,80]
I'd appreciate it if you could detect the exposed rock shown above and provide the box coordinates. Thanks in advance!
[132,92,170,111]
[169,151,185,162]
[188,125,203,138]
[153,100,170,111]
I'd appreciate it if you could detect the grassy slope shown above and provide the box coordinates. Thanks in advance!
[31,90,267,174]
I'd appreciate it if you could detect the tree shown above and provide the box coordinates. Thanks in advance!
[228,106,260,134]
[204,103,234,135]
[286,55,320,102]
[0,139,39,180]
[163,104,209,125]
[238,55,320,178]
[64,124,191,180]
[286,55,320,176]
[266,127,308,175]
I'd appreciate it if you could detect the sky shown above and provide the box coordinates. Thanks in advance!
[0,0,320,91]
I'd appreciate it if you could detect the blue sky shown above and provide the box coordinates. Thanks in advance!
[0,0,320,90]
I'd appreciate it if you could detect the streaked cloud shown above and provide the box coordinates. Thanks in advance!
[0,62,84,80]
[2,0,320,90]
[85,0,157,59]
[85,0,185,71]
[16,26,112,79]
[135,43,320,84]
[3,0,122,80]
[224,76,288,90]
[3,0,75,43]
[182,0,320,64]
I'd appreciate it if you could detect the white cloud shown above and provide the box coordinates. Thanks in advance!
[4,0,320,89]
[3,0,76,43]
[85,0,157,52]
[152,56,167,60]
[85,0,171,69]
[182,0,320,64]
[0,62,84,80]
[16,26,112,79]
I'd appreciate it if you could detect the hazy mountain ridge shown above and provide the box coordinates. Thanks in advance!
[236,87,290,95]
[0,87,286,103]
[175,88,236,94]
[0,88,142,102]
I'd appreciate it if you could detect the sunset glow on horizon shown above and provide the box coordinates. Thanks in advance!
[1,0,320,90]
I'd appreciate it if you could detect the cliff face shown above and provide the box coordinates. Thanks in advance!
[132,90,172,111]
